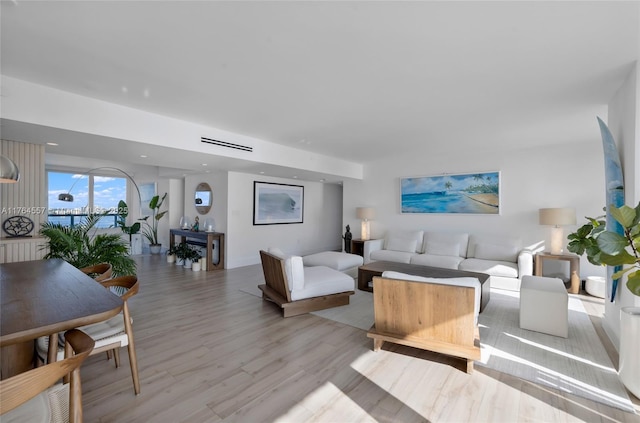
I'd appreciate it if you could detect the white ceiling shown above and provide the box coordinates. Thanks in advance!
[1,1,638,179]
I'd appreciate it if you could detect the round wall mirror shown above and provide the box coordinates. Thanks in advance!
[195,182,212,215]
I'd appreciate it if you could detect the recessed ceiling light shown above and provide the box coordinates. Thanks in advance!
[293,176,298,179]
[143,88,150,98]
[202,163,208,166]
[140,155,147,158]
[121,86,128,94]
[259,171,265,174]
[46,142,59,146]
[205,170,210,173]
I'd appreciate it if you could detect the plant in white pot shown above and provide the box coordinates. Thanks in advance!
[567,201,640,398]
[140,193,168,254]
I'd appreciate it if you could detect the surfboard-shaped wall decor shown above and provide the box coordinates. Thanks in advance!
[597,117,625,302]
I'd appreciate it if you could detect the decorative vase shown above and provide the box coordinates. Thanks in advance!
[192,261,201,271]
[167,253,175,264]
[183,258,192,269]
[619,307,640,399]
[150,244,162,255]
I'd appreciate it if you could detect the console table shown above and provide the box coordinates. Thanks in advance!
[534,252,580,294]
[169,229,225,271]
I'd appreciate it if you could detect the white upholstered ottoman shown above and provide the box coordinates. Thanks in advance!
[303,251,363,277]
[519,275,568,338]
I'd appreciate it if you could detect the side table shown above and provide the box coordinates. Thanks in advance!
[534,252,580,294]
[351,239,367,257]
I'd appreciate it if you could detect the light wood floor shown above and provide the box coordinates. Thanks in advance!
[81,255,640,422]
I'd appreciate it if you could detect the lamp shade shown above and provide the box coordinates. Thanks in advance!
[0,155,20,183]
[539,208,576,226]
[356,207,375,220]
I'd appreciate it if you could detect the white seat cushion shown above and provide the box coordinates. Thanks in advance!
[1,383,67,423]
[303,251,363,271]
[370,249,413,264]
[410,253,463,270]
[459,258,518,278]
[290,266,354,301]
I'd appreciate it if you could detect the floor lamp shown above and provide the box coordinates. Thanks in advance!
[0,155,20,183]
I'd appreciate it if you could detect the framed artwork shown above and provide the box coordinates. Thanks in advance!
[401,171,500,214]
[253,181,304,225]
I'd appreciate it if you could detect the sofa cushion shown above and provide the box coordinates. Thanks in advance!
[370,249,413,264]
[410,253,463,270]
[422,232,469,257]
[384,230,424,253]
[284,256,305,292]
[386,237,418,253]
[381,271,481,324]
[290,266,354,301]
[475,243,519,262]
[303,251,363,271]
[459,258,518,278]
[466,235,522,261]
[424,240,459,257]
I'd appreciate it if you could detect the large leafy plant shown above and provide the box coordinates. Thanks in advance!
[116,200,141,242]
[40,213,136,276]
[567,202,640,296]
[140,193,168,246]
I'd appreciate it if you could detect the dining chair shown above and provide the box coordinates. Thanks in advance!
[37,275,141,395]
[79,263,113,282]
[1,329,95,423]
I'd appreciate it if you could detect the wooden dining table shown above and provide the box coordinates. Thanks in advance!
[0,258,123,379]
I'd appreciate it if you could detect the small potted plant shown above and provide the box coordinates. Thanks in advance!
[191,250,202,271]
[166,245,177,264]
[175,242,190,266]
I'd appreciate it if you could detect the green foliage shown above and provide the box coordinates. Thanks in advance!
[174,242,200,261]
[567,203,640,297]
[40,213,136,277]
[115,200,141,241]
[140,193,168,246]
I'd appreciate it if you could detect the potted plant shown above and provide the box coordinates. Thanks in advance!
[40,212,136,277]
[140,193,168,254]
[116,200,141,255]
[166,244,177,263]
[175,242,191,266]
[567,201,640,398]
[191,250,202,272]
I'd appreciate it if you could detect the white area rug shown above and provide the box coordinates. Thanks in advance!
[240,284,634,413]
[477,289,634,413]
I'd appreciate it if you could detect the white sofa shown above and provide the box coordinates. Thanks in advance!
[365,230,533,291]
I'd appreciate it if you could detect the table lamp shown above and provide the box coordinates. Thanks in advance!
[356,207,375,241]
[539,207,576,254]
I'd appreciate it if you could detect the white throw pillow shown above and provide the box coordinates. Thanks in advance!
[475,243,518,262]
[385,230,424,253]
[386,237,418,253]
[284,255,305,292]
[425,241,460,257]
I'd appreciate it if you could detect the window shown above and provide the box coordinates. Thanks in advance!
[48,171,127,228]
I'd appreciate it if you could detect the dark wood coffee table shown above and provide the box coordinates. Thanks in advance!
[358,261,490,313]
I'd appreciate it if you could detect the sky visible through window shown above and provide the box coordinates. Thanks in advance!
[48,172,127,227]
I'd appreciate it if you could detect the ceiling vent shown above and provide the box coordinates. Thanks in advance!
[201,137,252,152]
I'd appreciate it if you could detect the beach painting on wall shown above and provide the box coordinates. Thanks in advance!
[254,181,304,225]
[401,171,500,214]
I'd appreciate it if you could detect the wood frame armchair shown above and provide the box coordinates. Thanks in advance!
[366,275,481,373]
[37,275,141,395]
[258,250,354,317]
[79,263,113,282]
[1,329,95,423]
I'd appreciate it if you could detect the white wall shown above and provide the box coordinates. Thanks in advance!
[344,137,607,278]
[603,63,640,349]
[226,171,343,268]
